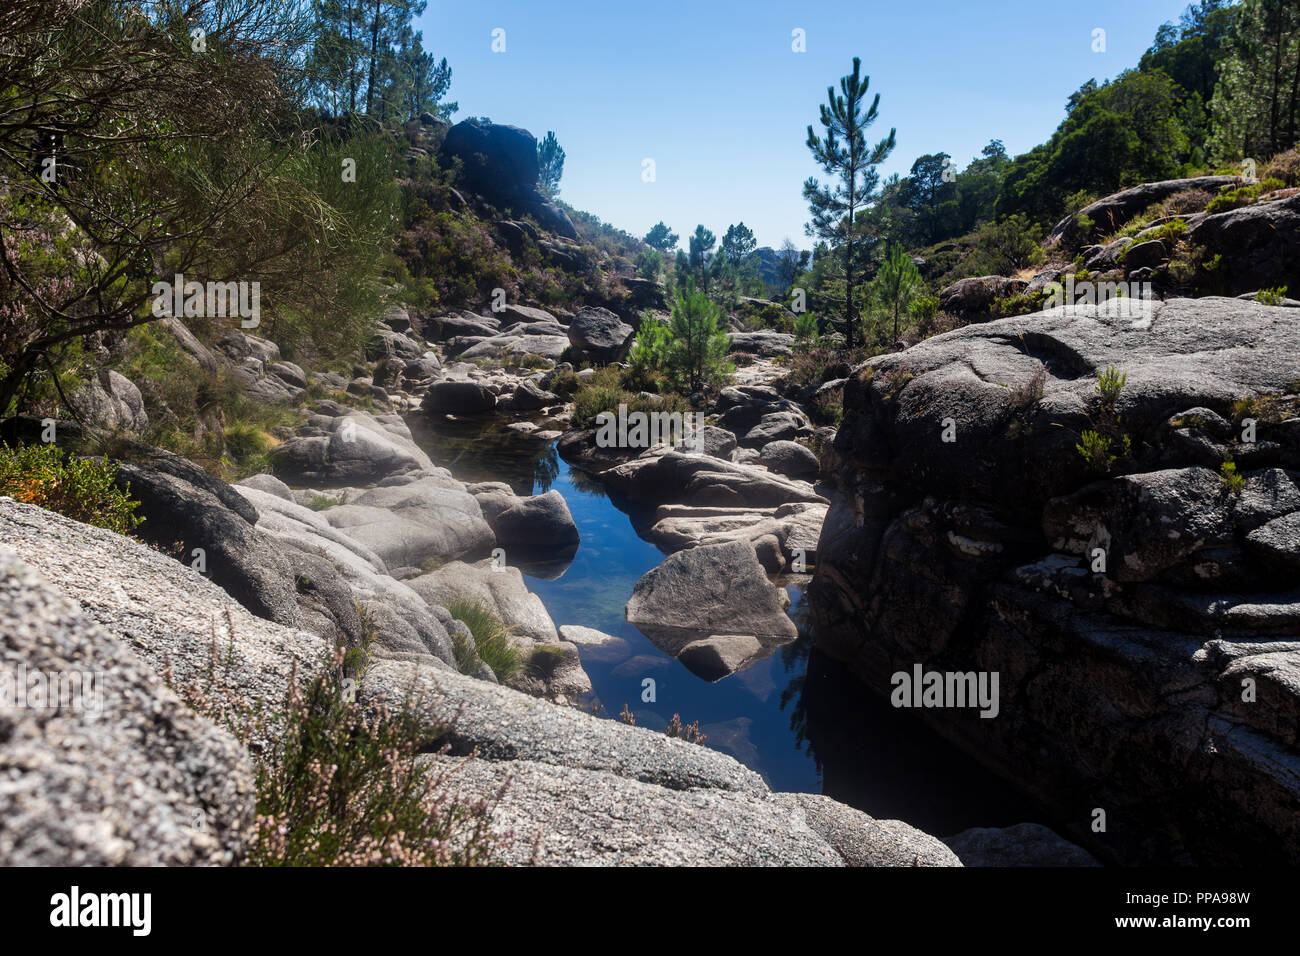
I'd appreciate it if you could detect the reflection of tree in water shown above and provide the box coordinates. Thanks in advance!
[532,444,559,493]
[778,636,817,771]
[564,465,609,500]
[778,587,819,770]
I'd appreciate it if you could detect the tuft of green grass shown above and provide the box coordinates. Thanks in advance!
[447,599,521,682]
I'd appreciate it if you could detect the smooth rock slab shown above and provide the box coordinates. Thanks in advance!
[420,755,840,866]
[360,659,765,793]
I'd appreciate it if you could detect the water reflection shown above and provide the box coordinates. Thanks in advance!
[407,413,1052,834]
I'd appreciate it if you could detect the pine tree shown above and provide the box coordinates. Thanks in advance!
[666,287,731,394]
[687,225,715,291]
[1208,0,1300,161]
[537,131,565,197]
[804,57,897,350]
[644,222,679,251]
[870,245,922,344]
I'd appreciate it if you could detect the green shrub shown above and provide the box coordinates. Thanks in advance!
[0,442,141,535]
[1095,366,1127,408]
[1075,430,1117,471]
[636,248,663,279]
[1220,458,1245,495]
[223,422,279,478]
[1256,286,1289,306]
[447,599,521,682]
[571,366,689,432]
[1205,178,1285,215]
[793,311,819,342]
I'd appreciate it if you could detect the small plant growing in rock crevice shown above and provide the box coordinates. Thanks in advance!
[665,713,708,746]
[1095,365,1127,409]
[1219,457,1245,495]
[1076,429,1120,471]
[1076,366,1132,472]
[1255,286,1289,306]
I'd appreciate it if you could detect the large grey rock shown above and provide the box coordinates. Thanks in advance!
[0,543,255,866]
[70,370,148,433]
[114,459,305,629]
[487,489,579,561]
[602,448,826,509]
[422,379,498,414]
[324,475,495,568]
[272,412,434,486]
[1190,191,1300,296]
[626,540,797,659]
[437,120,577,238]
[567,307,634,363]
[773,793,962,867]
[1046,175,1239,249]
[759,439,820,480]
[407,560,559,644]
[728,331,794,357]
[420,755,841,866]
[938,275,1028,322]
[360,659,763,792]
[0,499,325,743]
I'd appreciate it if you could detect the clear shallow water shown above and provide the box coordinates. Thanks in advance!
[409,412,1049,835]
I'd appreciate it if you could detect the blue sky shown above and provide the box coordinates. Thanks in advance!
[415,0,1198,251]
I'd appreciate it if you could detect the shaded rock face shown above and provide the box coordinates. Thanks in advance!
[1189,192,1300,296]
[1045,175,1239,249]
[437,120,577,239]
[943,823,1100,867]
[810,297,1300,865]
[422,379,498,414]
[938,275,1028,323]
[0,542,255,865]
[114,458,305,629]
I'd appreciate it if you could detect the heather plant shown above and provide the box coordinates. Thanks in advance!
[170,642,502,867]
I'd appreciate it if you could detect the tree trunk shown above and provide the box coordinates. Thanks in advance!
[366,0,381,116]
[1286,30,1300,149]
[347,2,357,114]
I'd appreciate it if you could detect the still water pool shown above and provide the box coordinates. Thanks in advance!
[408,413,1049,837]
